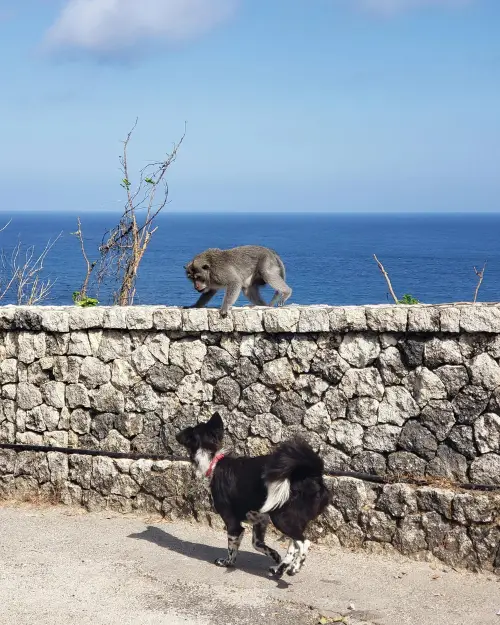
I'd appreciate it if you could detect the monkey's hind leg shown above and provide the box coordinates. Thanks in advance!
[245,284,267,306]
[265,272,292,307]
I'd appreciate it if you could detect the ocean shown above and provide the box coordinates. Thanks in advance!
[1,212,499,308]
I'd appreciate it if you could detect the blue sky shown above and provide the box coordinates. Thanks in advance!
[0,0,499,213]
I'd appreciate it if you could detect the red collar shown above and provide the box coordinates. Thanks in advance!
[205,452,225,478]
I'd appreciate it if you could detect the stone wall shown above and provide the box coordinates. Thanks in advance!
[0,304,500,573]
[0,449,499,573]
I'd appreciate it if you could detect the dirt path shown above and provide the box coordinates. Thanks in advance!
[0,503,498,624]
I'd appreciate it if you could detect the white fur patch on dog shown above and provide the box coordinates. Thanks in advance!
[193,448,229,479]
[194,449,211,477]
[260,478,291,513]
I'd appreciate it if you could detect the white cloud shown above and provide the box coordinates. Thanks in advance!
[352,0,473,15]
[45,0,238,56]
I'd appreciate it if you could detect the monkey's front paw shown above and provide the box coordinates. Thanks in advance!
[214,558,233,568]
[219,309,229,318]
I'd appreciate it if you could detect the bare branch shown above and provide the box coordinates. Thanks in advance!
[473,261,487,304]
[72,217,97,300]
[373,254,399,304]
[93,119,185,305]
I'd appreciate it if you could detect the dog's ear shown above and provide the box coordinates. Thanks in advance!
[207,412,224,433]
[204,412,224,446]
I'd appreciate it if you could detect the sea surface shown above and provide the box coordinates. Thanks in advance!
[1,212,499,308]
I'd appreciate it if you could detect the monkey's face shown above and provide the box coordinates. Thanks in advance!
[185,260,210,292]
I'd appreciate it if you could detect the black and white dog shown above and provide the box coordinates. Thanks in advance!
[176,412,330,577]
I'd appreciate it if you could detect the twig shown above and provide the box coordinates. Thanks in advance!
[11,232,62,305]
[0,220,17,300]
[473,261,487,304]
[0,220,59,305]
[373,254,398,304]
[0,219,12,233]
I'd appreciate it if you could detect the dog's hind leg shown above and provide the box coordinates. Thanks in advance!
[288,539,310,575]
[247,513,281,565]
[214,525,244,568]
[270,508,312,576]
[268,539,298,578]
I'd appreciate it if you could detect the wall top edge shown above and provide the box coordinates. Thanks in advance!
[0,303,499,334]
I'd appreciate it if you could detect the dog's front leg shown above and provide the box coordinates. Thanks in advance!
[215,528,244,568]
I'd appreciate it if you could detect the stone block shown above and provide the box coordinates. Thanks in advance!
[263,307,300,333]
[407,307,440,332]
[40,308,70,333]
[153,308,182,331]
[102,307,128,329]
[69,307,104,330]
[126,308,153,330]
[340,368,384,400]
[233,309,264,332]
[366,306,408,332]
[377,483,417,518]
[344,307,368,331]
[250,413,283,443]
[297,307,330,332]
[207,309,234,332]
[470,453,500,486]
[170,339,206,373]
[0,307,15,330]
[378,386,419,426]
[328,307,347,332]
[260,357,295,390]
[176,373,213,404]
[440,306,460,333]
[339,333,380,368]
[460,305,500,333]
[181,308,208,332]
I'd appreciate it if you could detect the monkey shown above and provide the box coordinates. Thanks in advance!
[184,245,292,317]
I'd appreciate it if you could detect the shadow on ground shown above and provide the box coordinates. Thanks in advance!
[129,525,291,588]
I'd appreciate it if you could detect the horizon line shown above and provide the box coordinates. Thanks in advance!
[1,209,500,215]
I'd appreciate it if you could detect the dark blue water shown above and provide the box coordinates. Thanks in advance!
[1,212,499,307]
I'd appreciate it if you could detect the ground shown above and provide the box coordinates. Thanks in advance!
[0,504,498,625]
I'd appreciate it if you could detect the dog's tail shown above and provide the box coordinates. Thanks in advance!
[260,438,324,514]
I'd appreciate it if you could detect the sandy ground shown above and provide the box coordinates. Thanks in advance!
[0,503,498,625]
